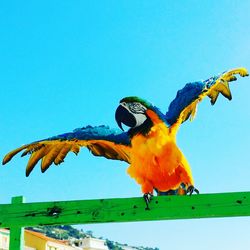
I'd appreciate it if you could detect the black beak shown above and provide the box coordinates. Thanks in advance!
[115,105,136,131]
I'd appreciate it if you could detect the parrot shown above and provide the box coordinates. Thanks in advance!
[2,67,248,209]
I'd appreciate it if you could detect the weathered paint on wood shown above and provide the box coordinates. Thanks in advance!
[9,196,25,250]
[0,192,250,229]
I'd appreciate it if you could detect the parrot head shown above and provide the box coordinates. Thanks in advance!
[115,96,152,131]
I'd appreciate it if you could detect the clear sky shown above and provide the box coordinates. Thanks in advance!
[1,1,250,249]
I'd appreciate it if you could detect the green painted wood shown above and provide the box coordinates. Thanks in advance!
[0,192,250,229]
[9,196,25,250]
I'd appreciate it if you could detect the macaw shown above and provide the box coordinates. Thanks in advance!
[3,68,248,209]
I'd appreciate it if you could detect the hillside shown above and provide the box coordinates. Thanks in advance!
[26,225,159,250]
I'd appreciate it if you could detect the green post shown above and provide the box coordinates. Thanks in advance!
[9,196,25,250]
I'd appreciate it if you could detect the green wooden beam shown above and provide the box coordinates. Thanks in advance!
[0,192,250,228]
[9,196,25,250]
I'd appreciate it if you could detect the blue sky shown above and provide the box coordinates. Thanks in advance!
[1,1,250,249]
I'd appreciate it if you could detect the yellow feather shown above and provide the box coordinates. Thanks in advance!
[41,145,64,173]
[2,144,30,165]
[21,144,45,157]
[53,144,71,165]
[222,67,249,80]
[180,100,199,123]
[207,89,220,105]
[71,144,80,155]
[214,80,232,100]
[26,146,50,176]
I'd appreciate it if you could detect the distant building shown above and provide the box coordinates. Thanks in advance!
[0,229,9,250]
[75,237,108,250]
[0,229,109,250]
[25,247,36,250]
[25,230,77,250]
[0,229,36,250]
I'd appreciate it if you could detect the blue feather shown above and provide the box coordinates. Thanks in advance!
[48,125,131,145]
[166,75,219,125]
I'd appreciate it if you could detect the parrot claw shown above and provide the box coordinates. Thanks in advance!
[143,193,153,210]
[186,185,199,196]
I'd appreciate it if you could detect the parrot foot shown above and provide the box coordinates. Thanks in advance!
[143,193,153,210]
[186,185,199,196]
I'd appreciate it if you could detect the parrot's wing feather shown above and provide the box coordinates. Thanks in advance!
[3,125,131,176]
[166,68,248,127]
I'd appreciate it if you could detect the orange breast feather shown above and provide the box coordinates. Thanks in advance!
[127,111,194,194]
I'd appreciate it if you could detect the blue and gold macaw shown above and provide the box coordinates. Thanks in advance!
[3,68,248,209]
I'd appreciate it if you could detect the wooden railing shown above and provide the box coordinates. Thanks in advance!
[1,192,250,250]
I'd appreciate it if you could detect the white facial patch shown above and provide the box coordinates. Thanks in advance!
[134,113,147,127]
[120,101,148,128]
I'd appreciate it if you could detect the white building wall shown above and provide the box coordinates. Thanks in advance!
[81,238,108,250]
[46,241,77,250]
[24,247,36,250]
[0,229,9,250]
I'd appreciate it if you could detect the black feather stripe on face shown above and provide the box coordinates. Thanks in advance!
[127,102,147,114]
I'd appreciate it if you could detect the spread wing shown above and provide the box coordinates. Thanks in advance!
[2,125,131,176]
[166,68,248,128]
